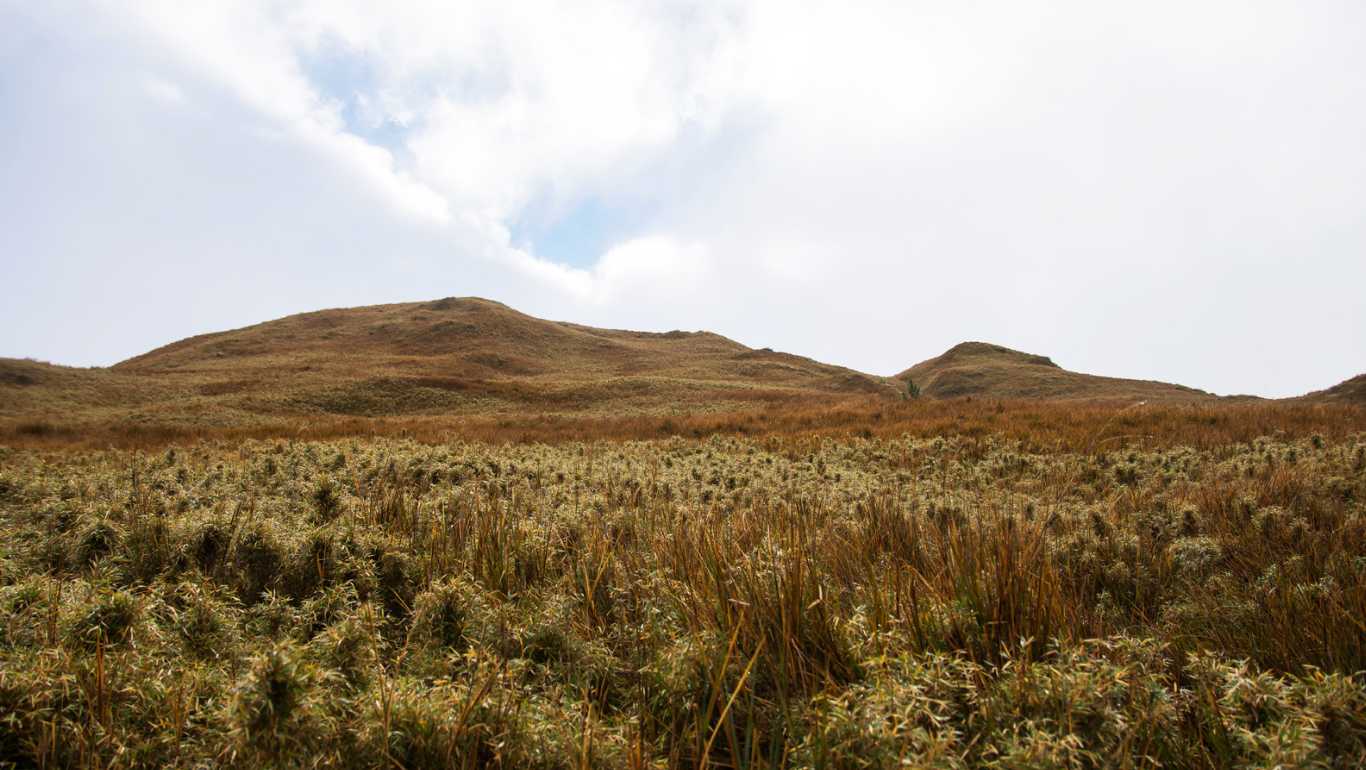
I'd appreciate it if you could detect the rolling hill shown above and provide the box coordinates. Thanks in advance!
[1,298,896,427]
[5,299,1358,436]
[895,341,1217,402]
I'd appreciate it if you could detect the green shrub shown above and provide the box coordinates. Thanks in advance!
[310,476,341,524]
[71,518,120,566]
[227,641,333,763]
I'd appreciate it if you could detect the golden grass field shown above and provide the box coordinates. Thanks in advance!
[2,300,1365,768]
[1,397,1365,768]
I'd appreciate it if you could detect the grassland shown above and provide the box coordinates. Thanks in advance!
[2,401,1365,768]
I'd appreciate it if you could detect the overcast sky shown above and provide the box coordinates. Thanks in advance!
[2,2,1363,397]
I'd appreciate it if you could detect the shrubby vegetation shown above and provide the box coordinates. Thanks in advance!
[1,422,1364,767]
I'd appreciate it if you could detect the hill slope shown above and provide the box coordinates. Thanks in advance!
[0,358,175,419]
[1300,373,1366,404]
[3,298,895,426]
[896,342,1215,402]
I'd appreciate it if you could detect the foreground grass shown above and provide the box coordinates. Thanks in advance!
[1,418,1364,767]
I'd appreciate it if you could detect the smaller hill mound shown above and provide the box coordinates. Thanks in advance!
[897,341,1212,402]
[0,359,175,419]
[1301,374,1366,404]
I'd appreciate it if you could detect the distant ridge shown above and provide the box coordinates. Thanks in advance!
[896,341,1215,402]
[3,298,1359,430]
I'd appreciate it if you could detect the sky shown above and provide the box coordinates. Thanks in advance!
[2,1,1363,398]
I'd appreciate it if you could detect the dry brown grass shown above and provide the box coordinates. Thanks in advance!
[4,396,1363,454]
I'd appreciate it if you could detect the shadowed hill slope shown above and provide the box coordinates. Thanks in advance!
[896,341,1217,402]
[3,298,896,426]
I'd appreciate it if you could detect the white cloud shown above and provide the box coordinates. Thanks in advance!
[113,3,452,225]
[141,75,185,105]
[2,1,1363,396]
[101,1,740,300]
[591,237,711,301]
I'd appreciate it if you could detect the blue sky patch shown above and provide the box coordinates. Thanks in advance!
[514,195,649,269]
[298,42,411,153]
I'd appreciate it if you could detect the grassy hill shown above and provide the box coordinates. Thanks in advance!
[1,297,896,429]
[8,300,1359,442]
[897,341,1217,402]
[1300,373,1366,404]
